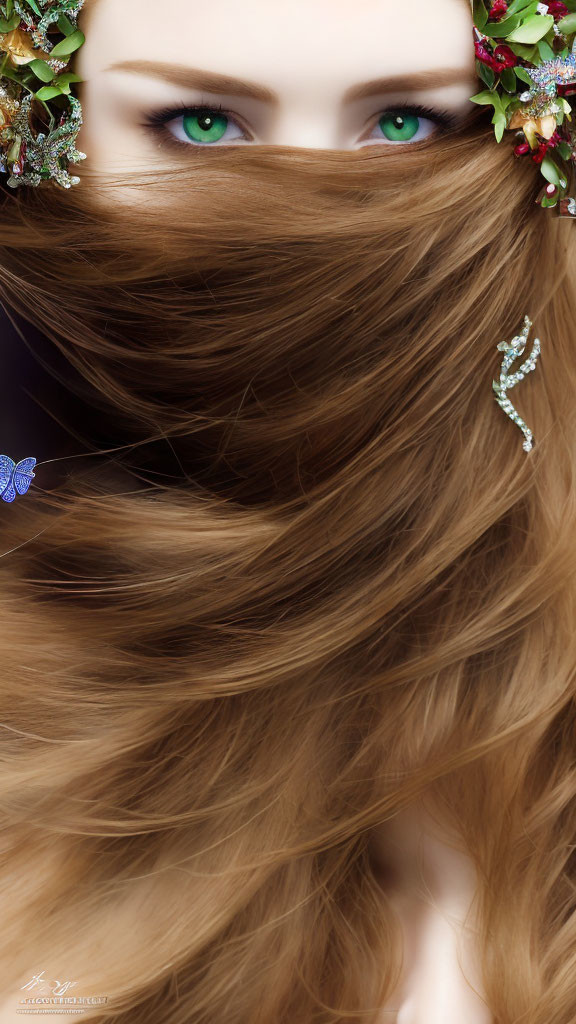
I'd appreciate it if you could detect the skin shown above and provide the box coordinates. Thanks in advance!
[369,800,494,1022]
[75,0,478,180]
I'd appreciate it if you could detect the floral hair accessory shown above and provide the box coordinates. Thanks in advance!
[470,0,576,214]
[0,0,86,189]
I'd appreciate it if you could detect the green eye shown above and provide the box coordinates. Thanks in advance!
[379,113,421,143]
[182,111,229,144]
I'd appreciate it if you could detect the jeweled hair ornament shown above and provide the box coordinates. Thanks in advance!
[492,316,541,452]
[0,455,36,501]
[469,0,576,215]
[0,0,86,189]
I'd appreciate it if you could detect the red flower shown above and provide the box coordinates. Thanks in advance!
[514,141,531,156]
[474,40,496,67]
[546,1,569,20]
[474,40,517,72]
[488,0,509,20]
[531,133,561,163]
[492,44,517,70]
[531,143,548,164]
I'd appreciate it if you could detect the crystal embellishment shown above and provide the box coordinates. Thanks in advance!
[1,94,86,190]
[0,456,36,502]
[526,54,576,91]
[492,316,541,454]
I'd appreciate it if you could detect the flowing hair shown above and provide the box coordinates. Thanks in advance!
[0,88,575,1024]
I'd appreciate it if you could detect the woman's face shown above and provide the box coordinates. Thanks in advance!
[76,0,477,178]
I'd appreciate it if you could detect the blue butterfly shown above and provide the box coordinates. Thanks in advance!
[0,456,37,503]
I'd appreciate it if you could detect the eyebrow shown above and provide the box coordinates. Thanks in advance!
[104,61,475,105]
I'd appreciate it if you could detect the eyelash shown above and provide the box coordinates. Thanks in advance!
[140,100,460,152]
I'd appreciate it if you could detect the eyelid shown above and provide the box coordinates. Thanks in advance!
[140,101,460,151]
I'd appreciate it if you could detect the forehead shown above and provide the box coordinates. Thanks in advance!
[80,0,474,87]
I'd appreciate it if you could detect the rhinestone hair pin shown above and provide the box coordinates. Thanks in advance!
[492,316,541,453]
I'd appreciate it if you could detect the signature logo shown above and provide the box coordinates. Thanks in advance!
[20,971,78,996]
[15,970,108,1015]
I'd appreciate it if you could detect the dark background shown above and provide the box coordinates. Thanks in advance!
[0,300,103,490]
[0,302,189,496]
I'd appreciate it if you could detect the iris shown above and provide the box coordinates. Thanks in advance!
[379,112,420,142]
[183,111,229,144]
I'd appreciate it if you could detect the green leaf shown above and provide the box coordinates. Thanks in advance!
[487,0,540,26]
[492,110,507,141]
[57,12,76,35]
[508,42,539,59]
[514,66,533,84]
[557,142,573,160]
[540,155,562,185]
[55,71,83,86]
[0,12,20,30]
[507,0,539,13]
[477,61,496,88]
[500,67,517,93]
[557,12,576,33]
[500,92,517,109]
[473,0,488,31]
[483,15,521,37]
[506,13,554,42]
[29,59,55,83]
[35,85,63,100]
[469,89,500,107]
[48,29,85,57]
[514,0,540,14]
[5,0,13,17]
[22,0,41,15]
[537,38,556,61]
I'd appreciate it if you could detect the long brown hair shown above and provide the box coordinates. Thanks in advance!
[0,93,575,1023]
